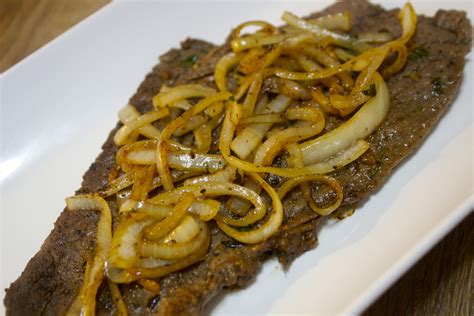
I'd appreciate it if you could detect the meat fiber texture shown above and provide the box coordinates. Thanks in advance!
[4,0,471,315]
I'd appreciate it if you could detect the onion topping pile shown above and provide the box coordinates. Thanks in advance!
[67,4,416,314]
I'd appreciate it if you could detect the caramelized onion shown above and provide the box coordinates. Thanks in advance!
[163,215,201,243]
[225,177,261,216]
[65,195,112,315]
[231,33,290,52]
[282,11,370,52]
[309,12,351,31]
[141,218,208,259]
[215,53,242,92]
[253,121,325,167]
[184,166,236,186]
[233,20,278,39]
[125,232,210,280]
[156,92,231,190]
[107,280,128,316]
[217,172,283,244]
[239,113,284,125]
[114,108,169,146]
[188,199,221,221]
[152,84,216,108]
[118,104,162,140]
[108,214,154,269]
[144,194,193,240]
[278,174,343,216]
[230,94,291,159]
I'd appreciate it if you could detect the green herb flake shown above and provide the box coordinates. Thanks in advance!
[431,77,444,96]
[362,83,377,97]
[228,95,236,102]
[408,47,429,61]
[407,71,421,81]
[181,55,199,68]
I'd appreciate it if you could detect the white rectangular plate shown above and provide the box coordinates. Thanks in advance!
[1,1,472,315]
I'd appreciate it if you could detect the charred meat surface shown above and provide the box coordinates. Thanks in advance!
[4,0,471,315]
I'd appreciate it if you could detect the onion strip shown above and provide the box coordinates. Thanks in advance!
[144,194,194,240]
[118,104,162,140]
[225,177,261,216]
[233,20,278,39]
[107,280,128,316]
[100,172,135,197]
[141,218,208,259]
[216,172,283,244]
[163,215,201,243]
[152,84,216,108]
[309,12,351,32]
[188,199,221,222]
[231,33,290,52]
[286,143,320,215]
[114,108,170,146]
[184,166,236,186]
[278,174,343,216]
[65,195,112,316]
[242,71,263,117]
[125,232,210,280]
[121,144,225,172]
[253,121,325,167]
[281,11,370,52]
[230,94,291,159]
[108,214,154,269]
[239,113,284,125]
[215,53,242,92]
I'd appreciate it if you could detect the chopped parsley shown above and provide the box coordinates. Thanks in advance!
[406,70,421,81]
[408,47,429,61]
[362,83,377,97]
[181,54,199,68]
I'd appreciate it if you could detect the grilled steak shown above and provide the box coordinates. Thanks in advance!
[4,0,471,315]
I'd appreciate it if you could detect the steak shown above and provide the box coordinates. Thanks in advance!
[4,0,472,315]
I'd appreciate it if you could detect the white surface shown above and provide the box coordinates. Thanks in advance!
[1,1,472,315]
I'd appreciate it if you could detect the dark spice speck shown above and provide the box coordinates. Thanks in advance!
[362,84,377,97]
[431,77,444,96]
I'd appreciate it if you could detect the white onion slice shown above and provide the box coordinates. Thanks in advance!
[230,94,291,159]
[216,173,283,244]
[163,215,201,243]
[65,195,112,315]
[140,218,208,259]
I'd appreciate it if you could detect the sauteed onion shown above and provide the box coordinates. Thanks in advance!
[67,4,417,308]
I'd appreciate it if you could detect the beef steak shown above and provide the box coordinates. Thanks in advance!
[4,1,471,315]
